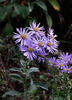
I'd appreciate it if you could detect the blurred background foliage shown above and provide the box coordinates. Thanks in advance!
[0,0,72,100]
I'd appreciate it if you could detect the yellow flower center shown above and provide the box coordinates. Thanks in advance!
[34,27,38,32]
[48,42,52,47]
[67,68,70,72]
[52,62,55,65]
[38,42,43,47]
[28,47,33,52]
[21,34,27,39]
[40,54,43,57]
[60,64,64,67]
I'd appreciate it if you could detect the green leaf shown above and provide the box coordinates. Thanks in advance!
[33,0,47,11]
[21,6,29,19]
[3,22,13,37]
[26,67,39,77]
[14,4,21,15]
[2,90,21,97]
[0,5,12,22]
[6,5,12,15]
[9,73,24,83]
[9,67,22,73]
[45,13,53,28]
[0,7,7,22]
[48,0,60,11]
[14,4,29,19]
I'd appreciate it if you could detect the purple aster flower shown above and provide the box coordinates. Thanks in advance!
[46,38,58,54]
[61,66,72,74]
[32,37,46,52]
[56,59,66,69]
[38,50,48,63]
[13,28,31,46]
[28,21,45,38]
[48,57,57,67]
[19,43,37,60]
[58,52,71,64]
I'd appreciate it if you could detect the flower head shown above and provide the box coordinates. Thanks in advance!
[61,66,72,74]
[46,38,58,54]
[32,37,46,52]
[13,28,31,46]
[28,21,45,38]
[38,50,47,63]
[58,52,71,64]
[49,57,57,67]
[56,59,66,69]
[19,43,37,60]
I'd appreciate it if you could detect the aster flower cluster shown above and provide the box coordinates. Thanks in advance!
[49,52,72,74]
[13,21,72,74]
[13,21,59,62]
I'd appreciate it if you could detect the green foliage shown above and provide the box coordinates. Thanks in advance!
[2,60,40,99]
[2,90,21,98]
[54,97,65,100]
[48,0,60,11]
[29,84,37,95]
[9,73,24,83]
[26,67,39,78]
[3,22,13,37]
[33,0,47,12]
[32,0,53,27]
[0,0,61,31]
[45,12,53,28]
[14,4,29,19]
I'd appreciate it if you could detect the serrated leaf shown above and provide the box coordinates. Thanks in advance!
[48,0,60,11]
[2,90,21,97]
[33,0,47,11]
[45,13,53,28]
[26,67,39,77]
